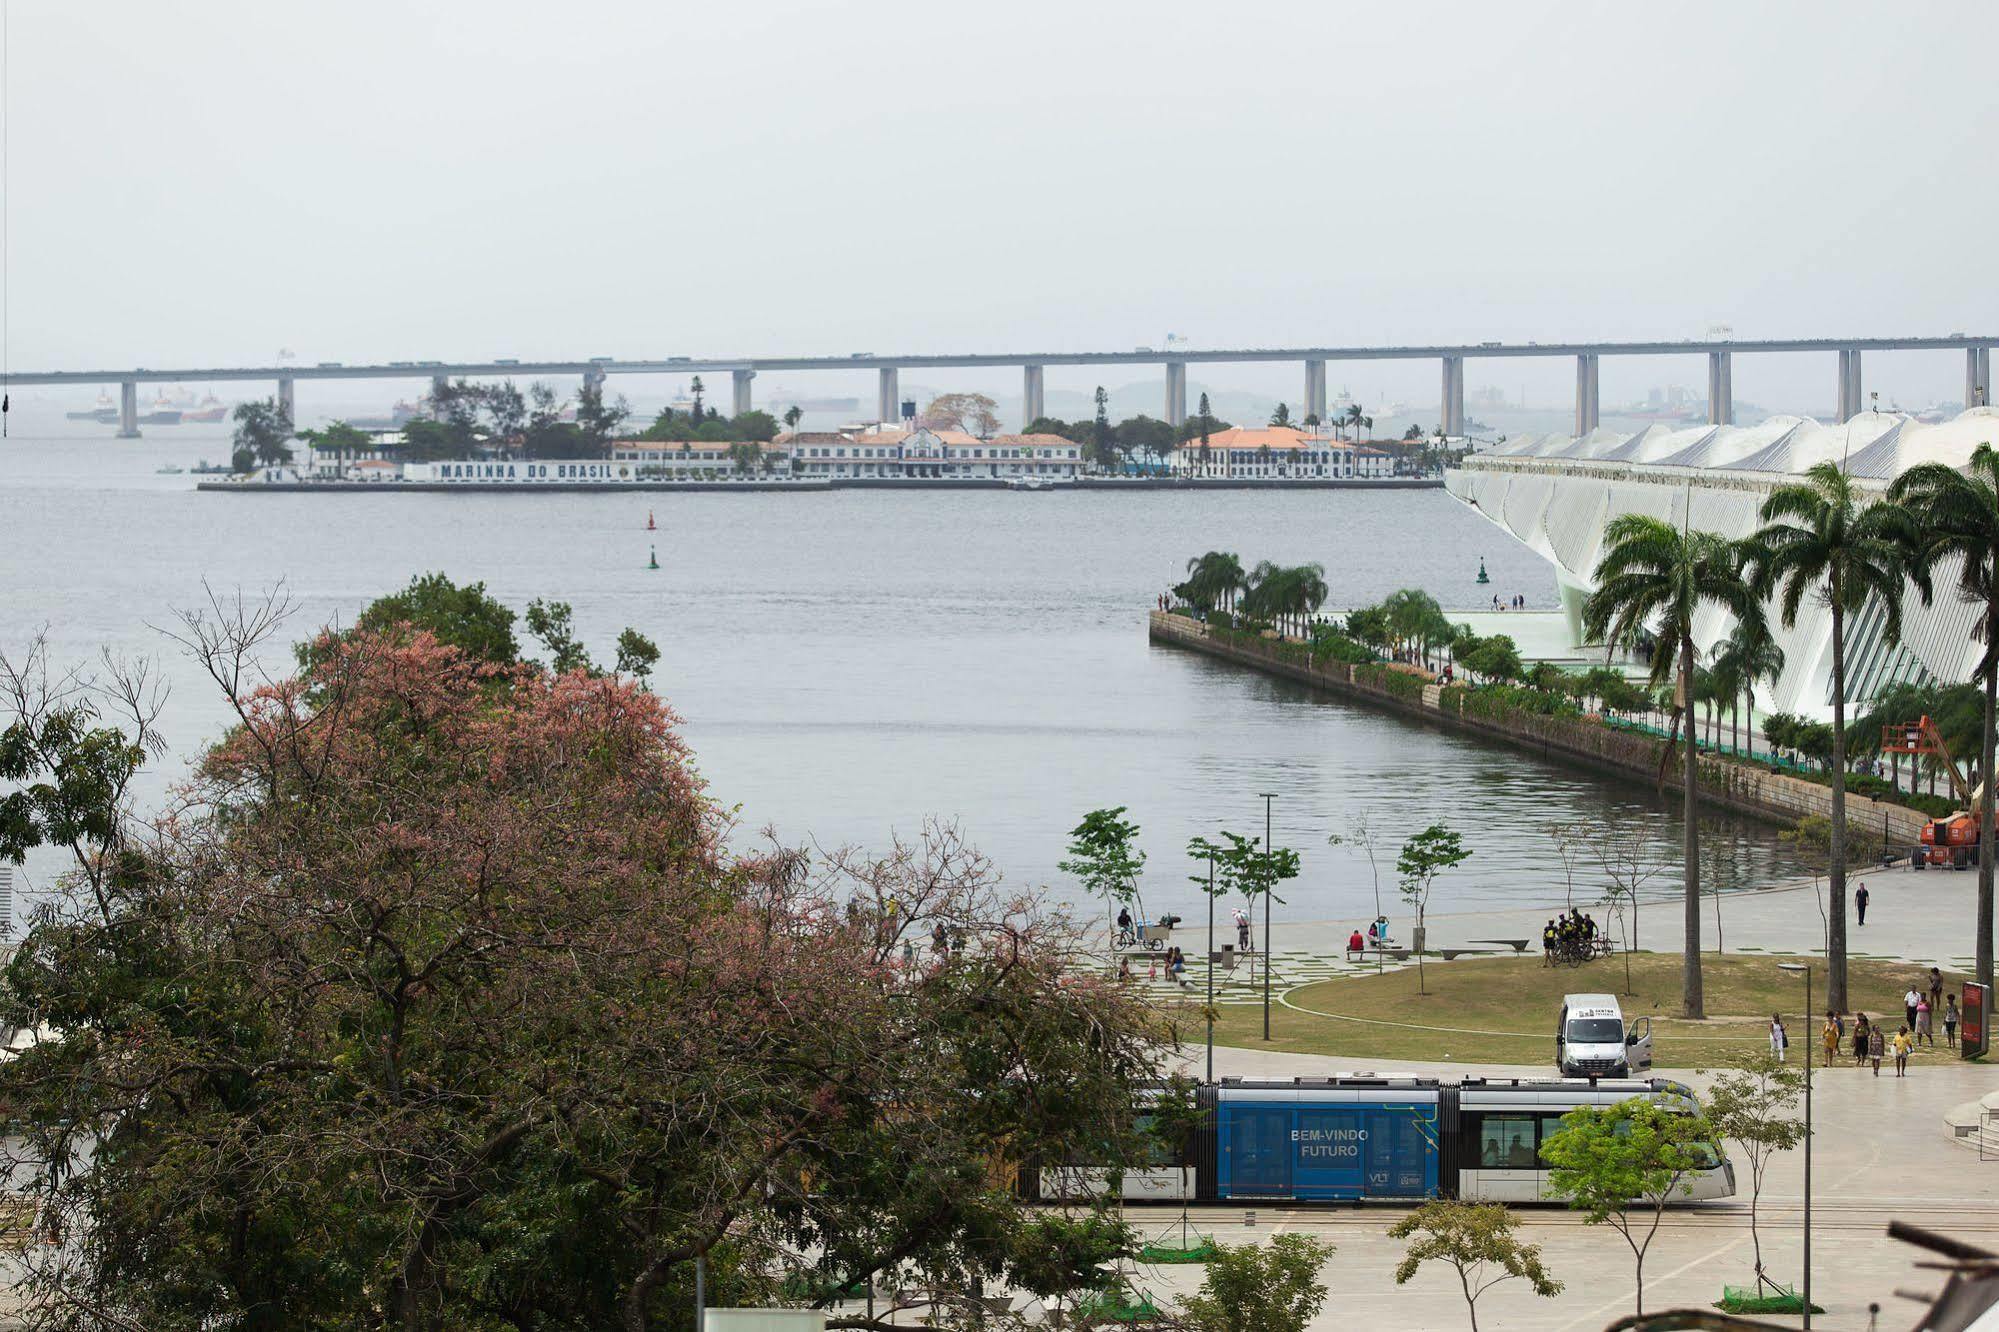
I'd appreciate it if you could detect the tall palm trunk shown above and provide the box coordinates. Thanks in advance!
[1981,599,1998,1032]
[1681,634,1704,1019]
[1827,599,1849,1013]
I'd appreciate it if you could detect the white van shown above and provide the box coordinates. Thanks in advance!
[1556,994,1652,1078]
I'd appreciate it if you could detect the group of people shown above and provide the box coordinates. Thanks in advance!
[1489,593,1527,611]
[1343,916,1395,960]
[1771,967,1959,1079]
[1542,909,1601,963]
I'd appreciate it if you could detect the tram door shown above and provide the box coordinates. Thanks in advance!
[1220,1105,1292,1198]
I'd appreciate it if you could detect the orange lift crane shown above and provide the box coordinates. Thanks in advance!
[1882,716,1984,869]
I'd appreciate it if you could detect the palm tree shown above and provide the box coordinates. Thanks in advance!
[1585,514,1763,1019]
[1710,620,1786,760]
[1184,551,1247,616]
[1745,461,1913,1013]
[1891,444,1999,1010]
[1344,403,1365,440]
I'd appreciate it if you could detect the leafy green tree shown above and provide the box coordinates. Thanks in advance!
[231,397,294,469]
[1,625,1170,1332]
[1585,514,1763,1019]
[343,571,520,666]
[1744,462,1913,1012]
[297,420,372,475]
[396,416,465,463]
[1188,829,1298,1005]
[1396,823,1471,991]
[575,381,630,459]
[1459,633,1524,683]
[1091,386,1115,471]
[614,628,662,686]
[1060,807,1147,961]
[525,597,591,674]
[522,381,578,458]
[1390,1200,1562,1332]
[729,410,779,443]
[1541,1097,1718,1317]
[1702,1050,1806,1291]
[1182,1234,1333,1332]
[1892,444,1999,1009]
[727,441,764,474]
[1116,414,1177,472]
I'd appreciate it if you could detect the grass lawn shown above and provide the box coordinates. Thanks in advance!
[1171,952,1969,1070]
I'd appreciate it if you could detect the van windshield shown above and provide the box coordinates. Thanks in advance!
[1566,1018,1625,1043]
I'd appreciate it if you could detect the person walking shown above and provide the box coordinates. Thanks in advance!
[1894,1025,1913,1077]
[1856,882,1870,926]
[1769,1014,1789,1062]
[1821,1011,1841,1064]
[1918,994,1935,1047]
[1906,984,1922,1033]
[1869,1022,1886,1077]
[1930,967,1946,1015]
[1853,1014,1871,1068]
[1946,994,1961,1049]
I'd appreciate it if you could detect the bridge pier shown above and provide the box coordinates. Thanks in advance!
[1838,347,1864,421]
[1969,346,1991,410]
[277,377,295,425]
[1706,351,1733,425]
[117,380,140,438]
[1304,359,1327,427]
[1573,354,1600,435]
[877,367,900,425]
[1021,364,1045,427]
[732,369,755,417]
[1164,362,1187,428]
[1440,355,1464,437]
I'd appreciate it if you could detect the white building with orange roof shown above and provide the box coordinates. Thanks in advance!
[1170,425,1392,479]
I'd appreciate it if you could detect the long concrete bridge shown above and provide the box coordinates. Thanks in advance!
[7,336,1991,437]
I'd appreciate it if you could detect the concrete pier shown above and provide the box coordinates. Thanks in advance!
[1304,359,1327,426]
[732,368,755,416]
[117,380,139,438]
[1706,350,1733,425]
[1164,362,1187,428]
[1969,346,1992,409]
[1573,354,1599,434]
[877,366,900,425]
[277,377,296,425]
[1439,355,1464,436]
[1022,364,1045,427]
[1838,346,1864,421]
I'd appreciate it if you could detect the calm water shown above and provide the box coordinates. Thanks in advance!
[0,420,1800,923]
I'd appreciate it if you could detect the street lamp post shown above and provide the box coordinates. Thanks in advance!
[1779,961,1813,1328]
[1206,851,1217,1083]
[1260,792,1276,1041]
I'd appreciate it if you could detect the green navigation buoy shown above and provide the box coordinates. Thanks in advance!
[1476,558,1489,585]
[647,545,659,570]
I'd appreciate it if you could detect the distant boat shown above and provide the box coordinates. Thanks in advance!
[190,460,232,475]
[1006,475,1054,491]
[181,393,229,423]
[67,390,118,422]
[155,464,185,475]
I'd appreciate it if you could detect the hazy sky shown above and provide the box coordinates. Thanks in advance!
[5,0,1996,410]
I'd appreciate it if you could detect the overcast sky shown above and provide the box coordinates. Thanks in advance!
[5,0,1996,410]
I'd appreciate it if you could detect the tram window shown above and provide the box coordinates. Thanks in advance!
[1478,1117,1537,1169]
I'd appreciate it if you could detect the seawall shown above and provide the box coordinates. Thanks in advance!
[195,476,1446,495]
[1147,610,1930,843]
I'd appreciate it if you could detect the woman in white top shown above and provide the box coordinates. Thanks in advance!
[1769,1014,1788,1062]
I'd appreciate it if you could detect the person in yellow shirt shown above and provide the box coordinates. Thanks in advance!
[1893,1025,1914,1077]
[1822,1012,1841,1064]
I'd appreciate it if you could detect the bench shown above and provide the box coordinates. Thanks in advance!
[1470,938,1534,955]
[1436,947,1503,961]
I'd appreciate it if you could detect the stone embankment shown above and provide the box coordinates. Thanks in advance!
[1148,610,1931,842]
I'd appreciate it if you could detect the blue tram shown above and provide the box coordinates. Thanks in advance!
[1029,1074,1733,1205]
